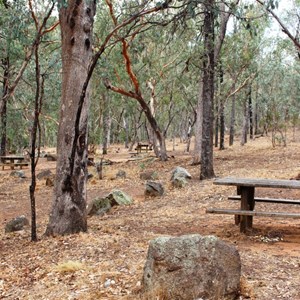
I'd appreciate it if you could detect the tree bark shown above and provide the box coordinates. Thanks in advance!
[0,57,9,156]
[229,91,236,146]
[241,95,249,146]
[200,0,215,180]
[249,86,253,139]
[102,91,111,155]
[45,0,96,236]
[192,80,203,165]
[219,65,225,150]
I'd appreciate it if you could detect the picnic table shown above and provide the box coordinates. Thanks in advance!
[0,155,28,170]
[206,177,300,233]
[134,143,152,154]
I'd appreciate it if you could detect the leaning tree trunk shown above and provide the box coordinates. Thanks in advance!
[45,0,96,235]
[200,0,215,180]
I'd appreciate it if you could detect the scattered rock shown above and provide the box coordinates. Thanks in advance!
[46,154,57,161]
[87,197,112,216]
[140,170,158,180]
[142,234,241,300]
[171,166,192,188]
[116,170,126,179]
[37,169,52,180]
[145,181,164,197]
[5,215,30,233]
[107,190,133,206]
[87,190,133,216]
[10,170,26,178]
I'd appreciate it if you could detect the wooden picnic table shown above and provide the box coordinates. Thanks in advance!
[0,155,28,170]
[206,177,300,233]
[135,143,152,153]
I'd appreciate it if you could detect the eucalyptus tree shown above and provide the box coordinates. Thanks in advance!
[0,1,33,155]
[46,0,172,236]
[254,39,300,146]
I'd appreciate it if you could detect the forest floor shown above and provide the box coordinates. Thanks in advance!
[1,133,300,300]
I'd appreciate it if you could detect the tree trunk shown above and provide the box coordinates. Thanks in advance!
[45,0,96,236]
[241,96,249,146]
[248,86,253,139]
[229,88,236,146]
[214,95,219,148]
[192,80,203,165]
[123,112,129,148]
[102,91,111,155]
[219,100,225,150]
[200,0,215,180]
[186,117,192,152]
[0,57,9,156]
[218,64,225,150]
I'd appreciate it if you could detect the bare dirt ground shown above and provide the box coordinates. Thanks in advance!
[1,134,300,300]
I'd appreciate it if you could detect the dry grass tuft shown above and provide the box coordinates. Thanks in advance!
[55,260,85,273]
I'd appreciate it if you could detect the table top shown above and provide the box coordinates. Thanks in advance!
[214,177,300,189]
[0,155,25,160]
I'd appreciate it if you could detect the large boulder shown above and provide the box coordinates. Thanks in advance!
[5,215,29,233]
[87,190,133,216]
[171,166,192,188]
[142,234,241,300]
[145,181,164,197]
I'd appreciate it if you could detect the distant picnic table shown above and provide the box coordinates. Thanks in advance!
[134,142,152,154]
[0,155,28,170]
[206,177,300,233]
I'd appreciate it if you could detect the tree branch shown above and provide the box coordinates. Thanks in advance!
[256,0,300,50]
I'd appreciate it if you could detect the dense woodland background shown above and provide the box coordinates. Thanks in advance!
[1,0,299,155]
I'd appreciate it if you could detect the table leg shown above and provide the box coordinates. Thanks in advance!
[240,186,255,233]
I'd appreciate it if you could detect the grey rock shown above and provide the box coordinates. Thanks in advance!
[107,190,133,206]
[116,170,126,179]
[171,166,192,180]
[87,197,112,216]
[87,190,133,216]
[5,215,30,233]
[145,181,164,197]
[10,170,26,178]
[46,154,57,161]
[171,166,192,188]
[37,169,52,180]
[142,234,241,300]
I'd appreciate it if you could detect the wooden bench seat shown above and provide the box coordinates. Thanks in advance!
[0,162,29,170]
[228,195,300,205]
[206,208,300,219]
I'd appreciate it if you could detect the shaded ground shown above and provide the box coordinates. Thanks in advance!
[1,134,300,299]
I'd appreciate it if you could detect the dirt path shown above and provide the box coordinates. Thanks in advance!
[1,135,300,299]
